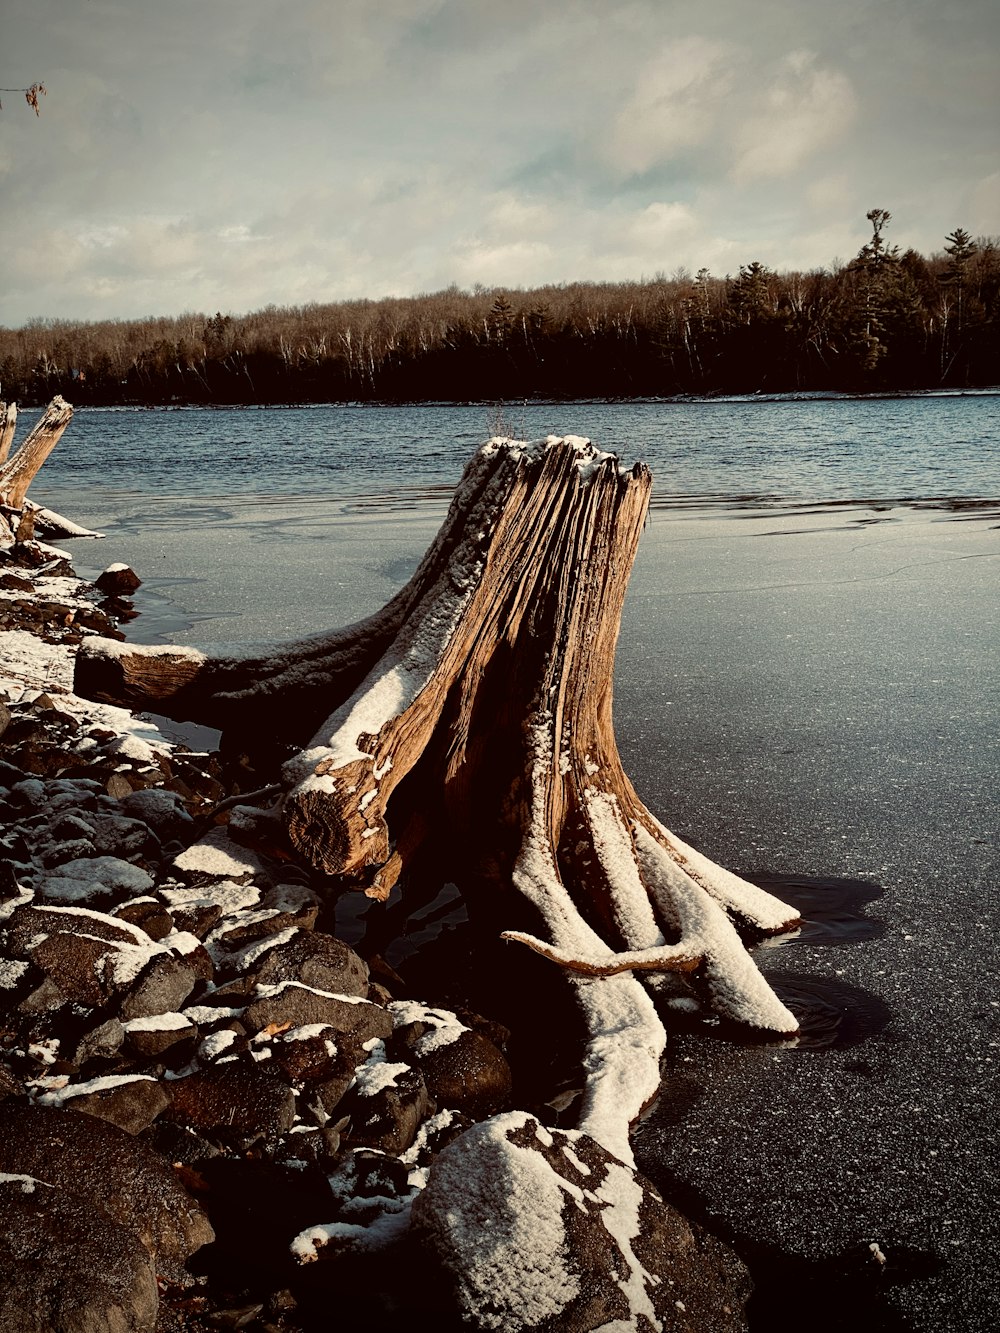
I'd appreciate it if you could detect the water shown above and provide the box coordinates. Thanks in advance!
[14,393,1000,1328]
[25,393,1000,515]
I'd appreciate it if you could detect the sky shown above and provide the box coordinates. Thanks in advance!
[2,0,998,327]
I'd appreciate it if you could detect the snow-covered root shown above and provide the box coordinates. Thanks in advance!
[633,823,798,1033]
[570,972,665,1166]
[502,719,797,1161]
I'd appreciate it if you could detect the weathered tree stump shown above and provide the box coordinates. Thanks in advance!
[76,436,800,1152]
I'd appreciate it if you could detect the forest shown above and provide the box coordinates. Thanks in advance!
[2,214,997,406]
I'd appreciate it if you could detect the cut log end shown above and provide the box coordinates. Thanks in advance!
[284,785,391,879]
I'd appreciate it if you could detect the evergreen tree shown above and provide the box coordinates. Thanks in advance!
[942,227,977,333]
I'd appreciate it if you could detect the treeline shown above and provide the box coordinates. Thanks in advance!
[2,214,998,406]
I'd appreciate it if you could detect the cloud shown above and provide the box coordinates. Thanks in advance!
[602,37,735,177]
[732,50,856,182]
[0,1,996,324]
[967,172,1000,237]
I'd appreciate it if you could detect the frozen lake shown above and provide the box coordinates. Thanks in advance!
[25,395,1000,1328]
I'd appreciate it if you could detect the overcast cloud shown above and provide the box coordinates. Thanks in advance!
[2,0,998,325]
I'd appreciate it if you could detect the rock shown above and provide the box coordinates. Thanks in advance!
[0,858,23,902]
[0,1102,215,1286]
[208,898,318,951]
[121,788,194,840]
[310,1061,357,1121]
[164,1064,297,1148]
[342,1063,432,1157]
[0,1062,25,1102]
[72,1016,126,1066]
[173,829,265,886]
[6,902,192,1019]
[37,854,154,906]
[167,933,215,980]
[39,836,96,868]
[113,897,175,941]
[412,1112,751,1333]
[119,954,198,1021]
[0,1172,159,1333]
[123,1011,197,1059]
[50,811,95,842]
[404,1027,512,1120]
[243,983,392,1055]
[165,897,224,939]
[5,777,46,810]
[63,1074,172,1135]
[250,932,369,998]
[6,901,144,954]
[0,573,32,593]
[87,812,158,859]
[267,1025,341,1084]
[96,563,142,595]
[17,975,67,1015]
[29,929,121,1006]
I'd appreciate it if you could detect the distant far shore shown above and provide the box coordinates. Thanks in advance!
[3,238,999,409]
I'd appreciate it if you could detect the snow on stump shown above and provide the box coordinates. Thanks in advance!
[411,1111,751,1332]
[75,436,801,1159]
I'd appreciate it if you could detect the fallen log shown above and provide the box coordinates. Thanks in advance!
[77,436,800,1140]
[0,397,105,545]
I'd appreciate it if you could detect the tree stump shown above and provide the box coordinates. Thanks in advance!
[76,436,800,1154]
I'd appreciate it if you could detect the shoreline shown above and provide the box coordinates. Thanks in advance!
[13,386,1000,415]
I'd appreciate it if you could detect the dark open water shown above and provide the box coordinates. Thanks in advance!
[19,393,1000,1330]
[25,392,1000,513]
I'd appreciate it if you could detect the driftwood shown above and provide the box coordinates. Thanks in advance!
[0,396,75,544]
[75,436,800,1149]
[0,401,17,467]
[0,395,74,512]
[0,396,105,545]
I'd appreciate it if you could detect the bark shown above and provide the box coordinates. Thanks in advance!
[76,438,800,1092]
[0,396,74,513]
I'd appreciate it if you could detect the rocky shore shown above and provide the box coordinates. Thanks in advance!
[1,532,751,1332]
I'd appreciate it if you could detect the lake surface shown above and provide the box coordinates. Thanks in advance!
[26,393,1000,518]
[19,394,1000,1328]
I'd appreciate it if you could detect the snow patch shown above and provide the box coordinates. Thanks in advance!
[36,1073,158,1105]
[390,1000,468,1056]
